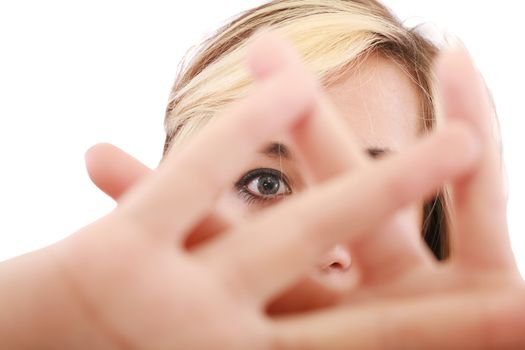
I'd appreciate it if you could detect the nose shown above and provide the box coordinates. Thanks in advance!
[318,244,352,273]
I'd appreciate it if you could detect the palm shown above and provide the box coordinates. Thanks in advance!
[58,213,265,349]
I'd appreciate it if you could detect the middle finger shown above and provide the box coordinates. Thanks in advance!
[250,32,436,284]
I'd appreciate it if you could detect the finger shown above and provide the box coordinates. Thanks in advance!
[248,30,296,80]
[292,85,435,283]
[117,51,318,241]
[82,33,295,246]
[251,32,433,280]
[84,144,236,249]
[198,121,481,302]
[350,208,435,285]
[270,289,525,349]
[85,143,152,202]
[436,44,515,270]
[249,30,365,177]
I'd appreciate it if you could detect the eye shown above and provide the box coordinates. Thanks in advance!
[235,168,292,205]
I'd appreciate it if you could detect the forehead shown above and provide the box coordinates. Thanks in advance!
[323,54,421,151]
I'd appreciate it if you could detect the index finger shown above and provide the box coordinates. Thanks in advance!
[116,45,318,242]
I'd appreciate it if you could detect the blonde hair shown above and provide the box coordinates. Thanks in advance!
[163,0,449,258]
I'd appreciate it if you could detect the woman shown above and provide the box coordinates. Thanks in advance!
[1,0,523,348]
[161,0,449,314]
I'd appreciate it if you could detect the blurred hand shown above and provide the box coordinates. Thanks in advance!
[12,32,522,349]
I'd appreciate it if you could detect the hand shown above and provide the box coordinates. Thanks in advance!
[263,41,525,349]
[85,34,525,349]
[0,31,487,349]
[78,32,525,350]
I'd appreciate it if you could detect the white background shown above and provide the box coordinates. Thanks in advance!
[1,1,524,275]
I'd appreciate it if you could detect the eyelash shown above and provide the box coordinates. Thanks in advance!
[234,168,292,206]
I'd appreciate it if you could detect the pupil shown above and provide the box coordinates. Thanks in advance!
[258,175,280,195]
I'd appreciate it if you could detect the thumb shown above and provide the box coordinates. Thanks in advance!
[85,143,151,202]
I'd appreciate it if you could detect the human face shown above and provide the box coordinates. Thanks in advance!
[192,54,423,314]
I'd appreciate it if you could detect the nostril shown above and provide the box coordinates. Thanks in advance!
[319,245,352,273]
[329,262,344,270]
[326,261,350,272]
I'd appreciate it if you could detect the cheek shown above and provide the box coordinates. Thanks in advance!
[184,213,229,249]
[403,202,425,241]
[184,192,249,250]
[414,201,425,234]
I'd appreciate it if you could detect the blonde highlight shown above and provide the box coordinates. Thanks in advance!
[162,0,449,259]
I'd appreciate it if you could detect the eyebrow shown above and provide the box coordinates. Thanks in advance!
[261,142,391,160]
[261,142,293,159]
[366,147,391,158]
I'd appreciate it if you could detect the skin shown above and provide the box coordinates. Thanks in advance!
[86,32,523,349]
[2,32,523,349]
[234,52,424,313]
[89,42,427,315]
[91,47,427,315]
